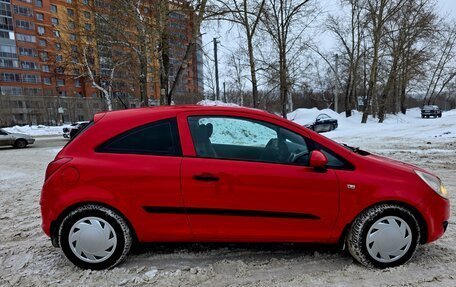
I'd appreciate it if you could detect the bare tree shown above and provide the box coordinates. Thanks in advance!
[260,0,316,118]
[327,0,367,117]
[361,0,406,123]
[423,24,456,106]
[211,0,265,108]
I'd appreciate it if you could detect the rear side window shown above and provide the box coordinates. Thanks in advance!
[97,118,181,156]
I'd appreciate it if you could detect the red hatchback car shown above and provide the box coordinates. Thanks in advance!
[40,106,450,270]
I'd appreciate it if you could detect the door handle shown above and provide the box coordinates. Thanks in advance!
[193,173,219,182]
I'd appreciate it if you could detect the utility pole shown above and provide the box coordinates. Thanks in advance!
[334,53,339,113]
[223,82,226,102]
[213,38,220,101]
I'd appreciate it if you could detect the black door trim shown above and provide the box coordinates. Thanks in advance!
[143,206,320,220]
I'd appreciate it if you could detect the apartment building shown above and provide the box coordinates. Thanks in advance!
[0,0,202,126]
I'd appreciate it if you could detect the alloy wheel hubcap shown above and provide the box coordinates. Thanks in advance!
[68,217,117,263]
[366,216,412,263]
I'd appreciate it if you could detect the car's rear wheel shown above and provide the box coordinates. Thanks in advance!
[346,204,420,268]
[58,204,132,270]
[14,139,27,148]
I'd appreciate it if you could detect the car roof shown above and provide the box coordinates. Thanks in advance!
[94,105,272,121]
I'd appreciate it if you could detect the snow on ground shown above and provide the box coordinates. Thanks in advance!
[289,107,456,142]
[0,107,455,286]
[3,125,69,136]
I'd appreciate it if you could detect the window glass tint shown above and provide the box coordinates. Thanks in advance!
[312,142,346,168]
[100,119,181,156]
[188,116,309,165]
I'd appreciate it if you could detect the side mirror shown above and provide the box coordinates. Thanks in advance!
[309,150,328,169]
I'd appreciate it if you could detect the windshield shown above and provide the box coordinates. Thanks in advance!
[316,114,330,120]
[423,105,434,109]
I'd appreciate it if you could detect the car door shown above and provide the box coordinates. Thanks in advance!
[179,112,340,242]
[93,118,191,241]
[0,129,11,146]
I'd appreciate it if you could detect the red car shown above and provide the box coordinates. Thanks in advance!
[40,106,450,270]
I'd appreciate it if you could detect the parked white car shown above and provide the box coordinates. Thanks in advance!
[0,128,35,148]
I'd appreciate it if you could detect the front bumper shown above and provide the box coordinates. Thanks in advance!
[419,193,450,243]
[27,139,35,144]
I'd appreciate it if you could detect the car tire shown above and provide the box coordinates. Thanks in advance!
[14,139,27,148]
[58,204,132,270]
[346,204,420,268]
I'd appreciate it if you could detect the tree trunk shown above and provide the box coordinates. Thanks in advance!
[247,36,259,108]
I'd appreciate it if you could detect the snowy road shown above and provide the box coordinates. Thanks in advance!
[0,118,455,286]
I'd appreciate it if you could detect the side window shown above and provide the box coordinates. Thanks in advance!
[98,118,181,156]
[312,142,348,168]
[188,116,310,165]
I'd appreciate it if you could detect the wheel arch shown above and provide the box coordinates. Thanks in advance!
[341,200,428,245]
[50,201,139,248]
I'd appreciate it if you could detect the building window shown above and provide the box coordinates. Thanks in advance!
[39,51,48,61]
[42,65,50,72]
[15,19,34,30]
[19,47,37,57]
[56,55,63,62]
[83,11,90,18]
[82,0,89,5]
[43,77,51,85]
[22,74,41,83]
[50,4,57,13]
[55,42,61,50]
[67,8,74,16]
[0,59,19,68]
[16,33,36,43]
[36,12,43,21]
[0,44,18,58]
[37,26,45,35]
[51,17,58,25]
[69,34,76,41]
[75,79,81,87]
[0,72,21,82]
[14,5,33,17]
[68,21,75,29]
[0,16,13,30]
[35,0,43,7]
[66,0,72,3]
[39,39,46,46]
[84,23,91,30]
[21,61,39,70]
[57,78,65,86]
[53,30,60,37]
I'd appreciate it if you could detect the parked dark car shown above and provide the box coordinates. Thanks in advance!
[421,105,442,118]
[305,113,338,133]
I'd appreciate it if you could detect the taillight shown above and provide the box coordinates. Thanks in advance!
[45,157,72,181]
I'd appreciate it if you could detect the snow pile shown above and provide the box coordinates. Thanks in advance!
[288,108,340,126]
[288,107,456,141]
[197,100,240,107]
[3,125,69,136]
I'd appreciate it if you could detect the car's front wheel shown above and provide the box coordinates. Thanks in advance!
[346,204,420,268]
[14,139,27,148]
[58,204,132,270]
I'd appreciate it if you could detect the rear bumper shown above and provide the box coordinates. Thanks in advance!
[421,111,440,116]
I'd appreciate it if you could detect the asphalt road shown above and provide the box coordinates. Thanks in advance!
[0,135,66,150]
